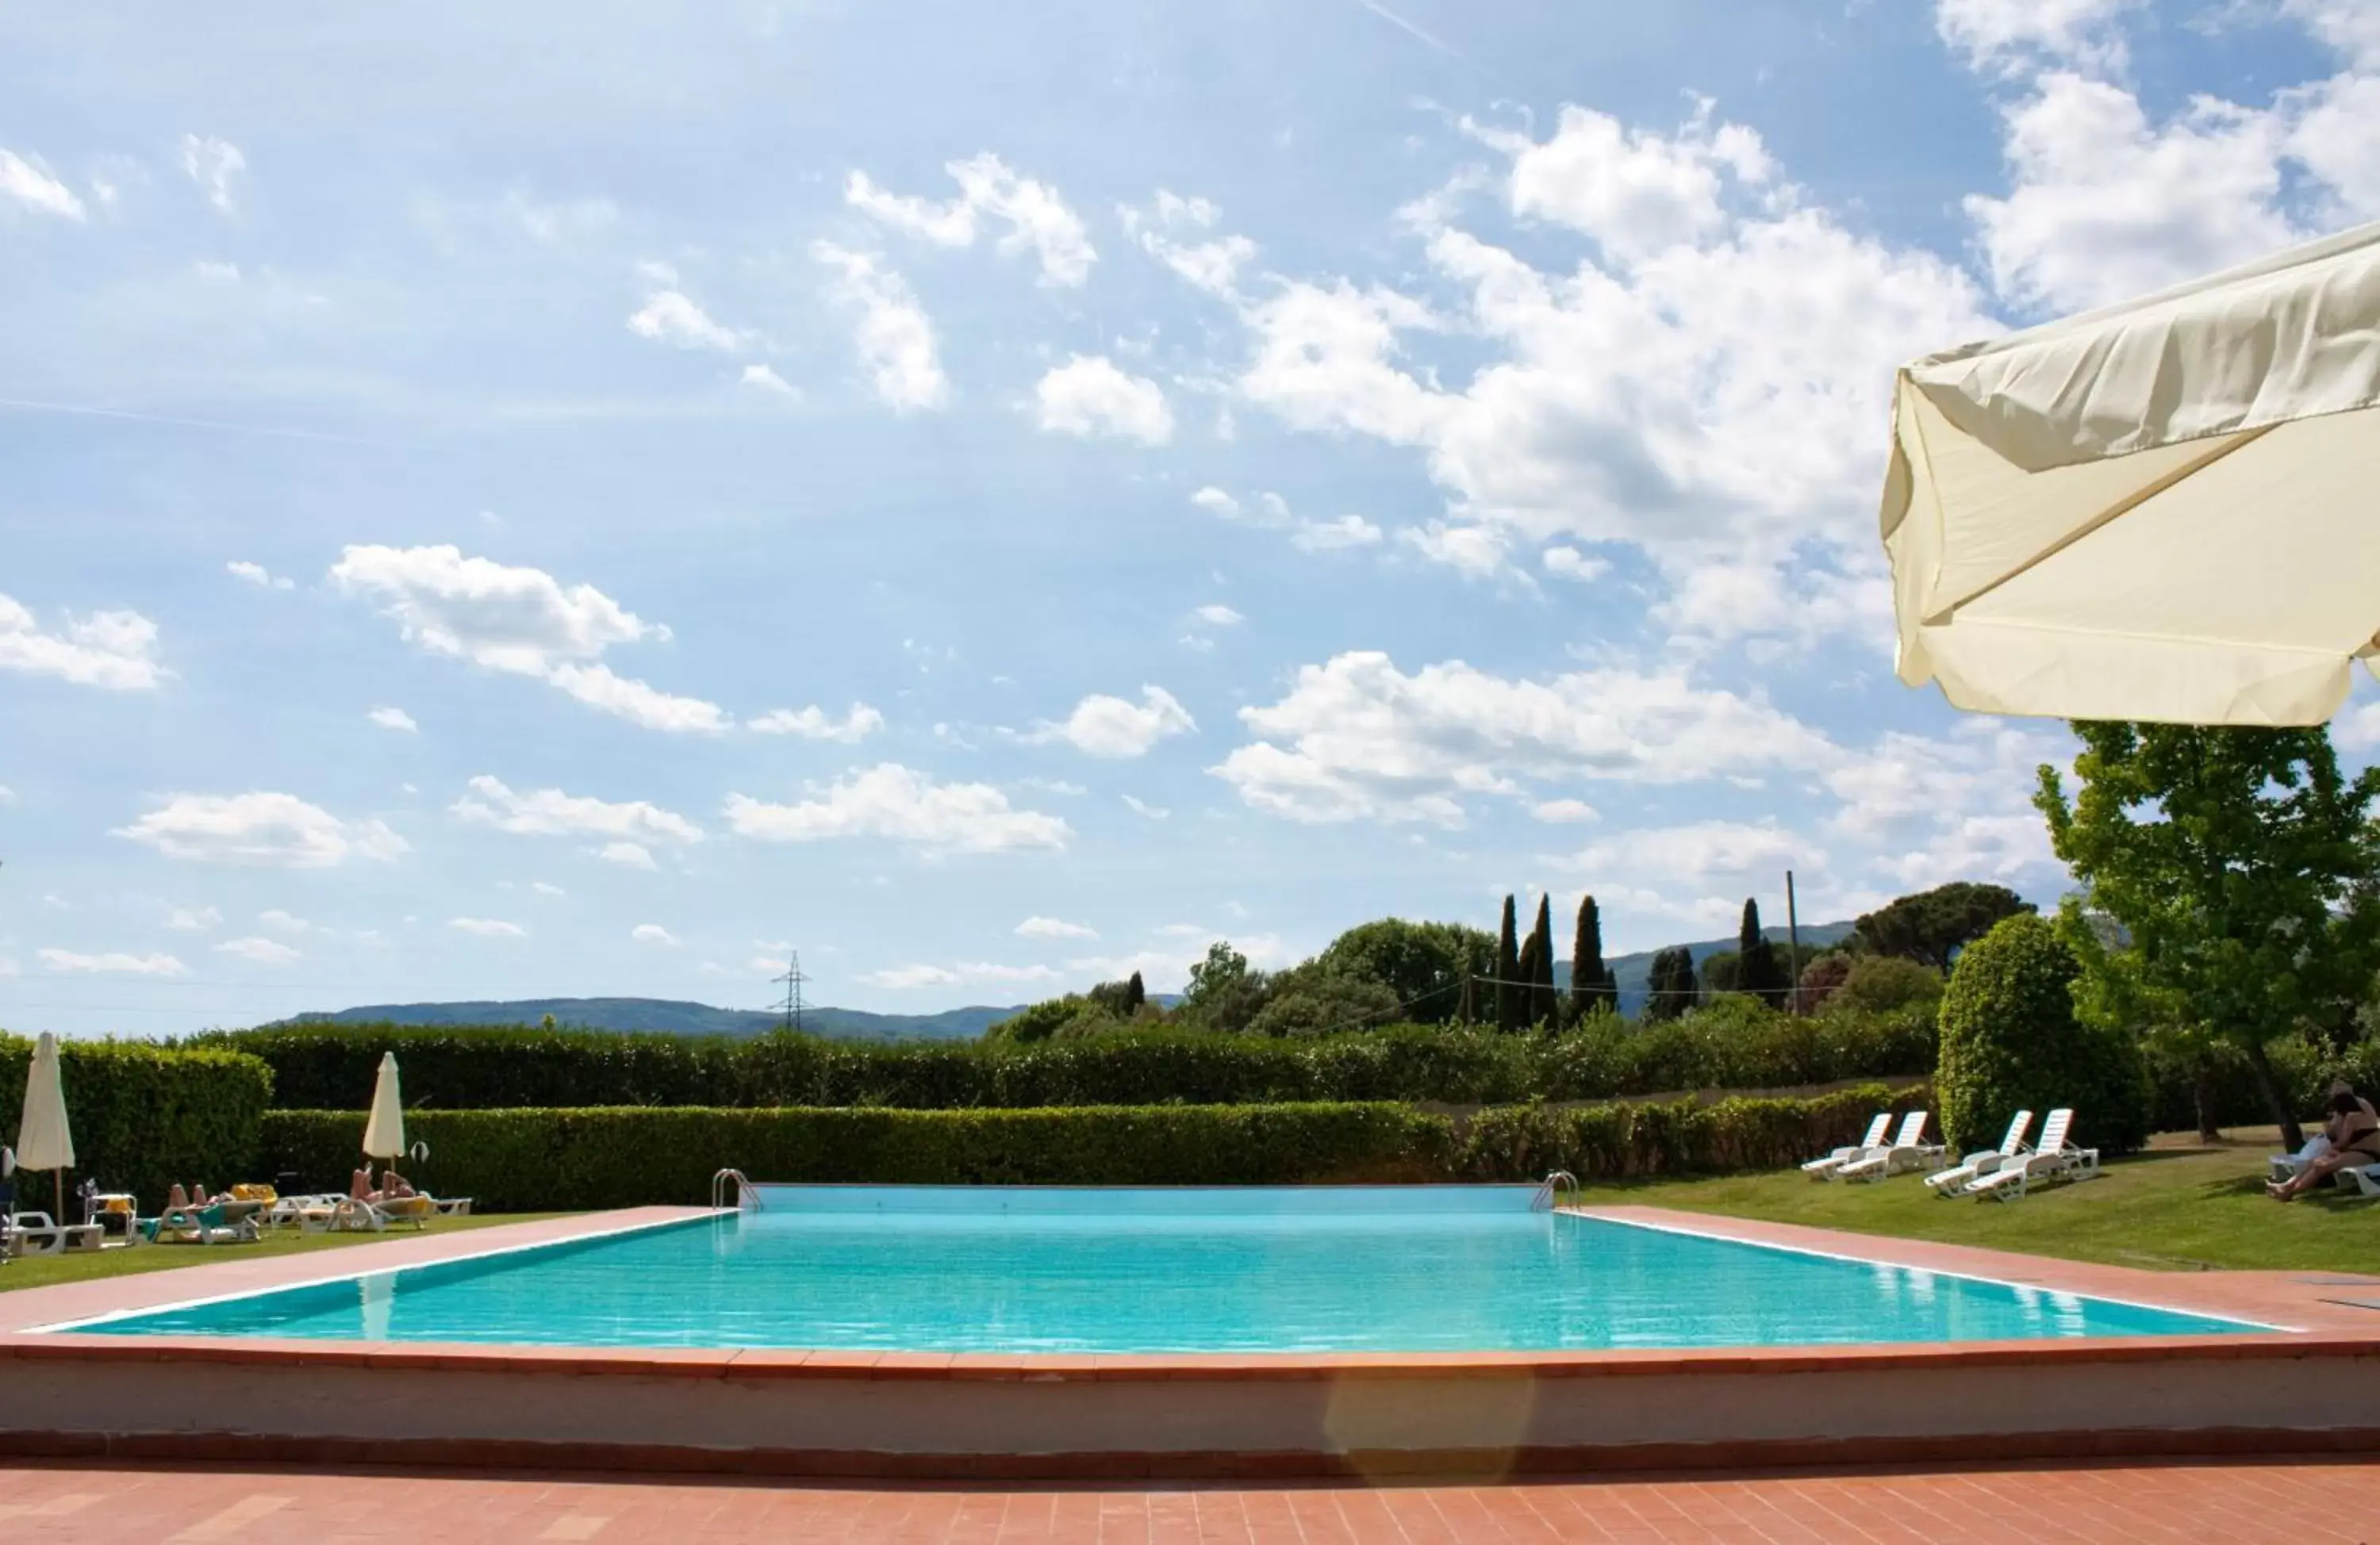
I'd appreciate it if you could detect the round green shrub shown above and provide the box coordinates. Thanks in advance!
[1831,956,1944,1015]
[1936,914,2148,1155]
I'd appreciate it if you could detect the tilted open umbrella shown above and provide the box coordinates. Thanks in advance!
[1881,219,2380,725]
[15,1031,75,1221]
[363,1051,405,1174]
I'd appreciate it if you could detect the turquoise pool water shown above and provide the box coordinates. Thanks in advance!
[71,1186,2263,1351]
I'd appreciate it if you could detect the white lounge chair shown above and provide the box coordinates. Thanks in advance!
[1928,1110,2033,1195]
[1836,1111,1944,1182]
[1967,1108,2100,1200]
[1803,1114,1893,1179]
[2344,1165,2380,1199]
[12,1211,106,1255]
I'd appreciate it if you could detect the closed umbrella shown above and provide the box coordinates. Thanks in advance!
[1881,219,2380,725]
[363,1052,405,1174]
[16,1031,75,1221]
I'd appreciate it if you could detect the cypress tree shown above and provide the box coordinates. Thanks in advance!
[1495,895,1521,1033]
[1645,945,1695,1021]
[1124,970,1146,1014]
[1530,894,1559,1028]
[1570,895,1618,1017]
[1737,899,1787,1007]
[1516,930,1542,1029]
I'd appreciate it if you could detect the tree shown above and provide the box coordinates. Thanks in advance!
[1313,918,1495,1024]
[985,995,1094,1044]
[1644,946,1695,1021]
[1248,967,1403,1037]
[2038,723,2380,1150]
[1123,971,1146,1014]
[1456,970,1480,1026]
[1831,955,1944,1015]
[1179,941,1272,1033]
[1797,952,1855,1013]
[1853,882,2036,970]
[1737,899,1790,1008]
[1529,895,1560,1028]
[1495,895,1522,1033]
[1698,949,1741,999]
[1569,895,1619,1019]
[1516,930,1543,1029]
[1936,913,2148,1155]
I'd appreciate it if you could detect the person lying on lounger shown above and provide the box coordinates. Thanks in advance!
[2268,1089,2380,1201]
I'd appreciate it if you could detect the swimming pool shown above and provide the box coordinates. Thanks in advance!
[67,1186,2263,1351]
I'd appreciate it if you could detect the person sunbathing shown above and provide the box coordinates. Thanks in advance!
[2268,1089,2380,1200]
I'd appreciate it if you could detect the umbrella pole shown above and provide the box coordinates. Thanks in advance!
[54,1170,64,1225]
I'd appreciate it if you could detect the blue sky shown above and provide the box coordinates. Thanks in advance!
[4,0,2377,1036]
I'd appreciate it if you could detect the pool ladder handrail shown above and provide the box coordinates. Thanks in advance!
[1532,1170,1580,1212]
[712,1168,750,1212]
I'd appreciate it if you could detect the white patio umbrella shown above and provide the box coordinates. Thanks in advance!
[16,1031,76,1221]
[363,1052,405,1173]
[1882,219,2380,725]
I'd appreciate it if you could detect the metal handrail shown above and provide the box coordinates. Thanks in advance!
[712,1168,749,1212]
[1531,1170,1579,1212]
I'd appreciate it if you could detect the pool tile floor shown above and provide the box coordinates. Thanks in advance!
[2,1458,2375,1543]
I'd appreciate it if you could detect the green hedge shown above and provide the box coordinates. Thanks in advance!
[0,1035,274,1210]
[257,1102,1458,1210]
[1458,1082,1929,1181]
[202,1007,1937,1113]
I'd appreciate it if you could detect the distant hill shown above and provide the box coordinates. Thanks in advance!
[274,997,1021,1043]
[1560,921,1856,1018]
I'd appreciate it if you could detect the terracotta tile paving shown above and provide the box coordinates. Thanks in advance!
[1,1458,2375,1543]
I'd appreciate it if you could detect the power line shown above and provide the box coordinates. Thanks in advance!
[770,952,808,1036]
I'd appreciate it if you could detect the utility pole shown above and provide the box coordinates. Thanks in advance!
[1784,870,1804,1015]
[772,952,808,1036]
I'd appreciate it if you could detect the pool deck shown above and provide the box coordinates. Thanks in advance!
[6,1204,2379,1480]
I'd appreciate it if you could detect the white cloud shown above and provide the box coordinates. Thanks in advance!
[39,949,186,976]
[859,961,1062,990]
[1234,103,1991,646]
[724,764,1070,854]
[164,905,221,931]
[1400,521,1514,580]
[1533,799,1600,823]
[627,289,747,351]
[1017,915,1098,940]
[368,706,419,733]
[451,774,703,844]
[113,792,408,868]
[846,153,1096,286]
[812,242,950,412]
[0,148,85,220]
[450,917,527,939]
[746,703,885,742]
[178,133,245,213]
[226,561,294,590]
[532,880,566,896]
[258,909,310,934]
[1935,0,2137,73]
[1214,651,1837,826]
[593,840,658,870]
[215,935,300,965]
[1033,355,1174,445]
[1564,819,1807,886]
[1119,190,1257,295]
[739,363,799,399]
[1029,686,1196,758]
[1820,722,2067,891]
[1188,488,1384,554]
[1965,72,2301,315]
[1542,546,1610,583]
[631,923,679,946]
[1190,604,1243,627]
[1121,793,1171,820]
[328,545,725,733]
[0,784,11,803]
[0,592,163,690]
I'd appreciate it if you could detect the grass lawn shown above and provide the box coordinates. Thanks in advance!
[0,1212,571,1294]
[1575,1129,2379,1275]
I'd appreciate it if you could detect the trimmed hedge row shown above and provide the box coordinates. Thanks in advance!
[0,1035,274,1210]
[202,1008,1937,1113]
[255,1087,1918,1210]
[258,1103,1457,1210]
[1457,1082,1929,1181]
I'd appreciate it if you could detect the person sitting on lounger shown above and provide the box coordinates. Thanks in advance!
[2269,1089,2380,1200]
[380,1170,418,1199]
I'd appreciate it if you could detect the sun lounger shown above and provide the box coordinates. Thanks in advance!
[10,1211,105,1256]
[1928,1110,2033,1195]
[2344,1165,2380,1199]
[144,1203,259,1245]
[1836,1111,1944,1182]
[1803,1114,1893,1179]
[1967,1108,2100,1200]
